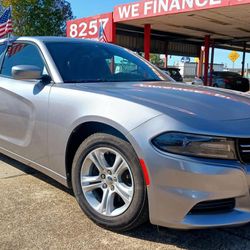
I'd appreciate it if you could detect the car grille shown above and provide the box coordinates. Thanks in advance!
[189,198,235,214]
[238,139,250,163]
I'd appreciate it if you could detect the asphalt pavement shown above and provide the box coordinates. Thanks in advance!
[1,153,250,250]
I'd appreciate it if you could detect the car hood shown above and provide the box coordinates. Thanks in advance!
[71,81,250,121]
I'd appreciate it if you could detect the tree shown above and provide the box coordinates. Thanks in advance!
[150,54,164,67]
[1,0,73,36]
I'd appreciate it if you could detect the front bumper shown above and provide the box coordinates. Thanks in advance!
[129,116,250,229]
[148,153,250,229]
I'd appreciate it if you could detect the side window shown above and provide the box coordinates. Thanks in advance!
[0,43,7,59]
[1,43,45,77]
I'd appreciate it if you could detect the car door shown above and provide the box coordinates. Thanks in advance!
[0,41,51,167]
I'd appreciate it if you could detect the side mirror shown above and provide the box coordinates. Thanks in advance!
[12,65,42,80]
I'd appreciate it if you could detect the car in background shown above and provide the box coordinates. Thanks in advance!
[160,67,183,82]
[210,71,249,92]
[192,76,204,86]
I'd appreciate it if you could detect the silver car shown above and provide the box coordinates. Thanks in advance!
[1,37,250,232]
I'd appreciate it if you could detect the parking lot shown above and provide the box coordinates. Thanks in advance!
[1,153,250,250]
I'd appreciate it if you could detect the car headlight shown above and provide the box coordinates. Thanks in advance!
[152,132,236,160]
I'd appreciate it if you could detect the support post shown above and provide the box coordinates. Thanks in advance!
[164,53,168,68]
[110,57,115,74]
[164,42,169,69]
[203,35,210,86]
[197,47,204,78]
[111,22,117,44]
[209,40,215,86]
[242,42,246,77]
[144,24,151,61]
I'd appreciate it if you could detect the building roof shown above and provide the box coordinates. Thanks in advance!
[113,0,250,52]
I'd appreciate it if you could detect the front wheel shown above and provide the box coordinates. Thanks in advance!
[72,133,148,232]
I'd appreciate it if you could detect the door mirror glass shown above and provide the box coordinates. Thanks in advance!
[12,65,42,80]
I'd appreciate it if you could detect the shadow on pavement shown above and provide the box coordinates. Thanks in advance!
[0,153,73,195]
[124,222,250,250]
[2,153,250,249]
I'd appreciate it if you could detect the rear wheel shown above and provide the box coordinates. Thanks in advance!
[72,133,148,231]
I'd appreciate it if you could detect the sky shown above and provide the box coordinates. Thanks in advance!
[67,0,249,70]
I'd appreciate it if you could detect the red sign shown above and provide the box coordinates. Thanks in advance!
[229,0,250,5]
[114,0,250,22]
[67,13,114,42]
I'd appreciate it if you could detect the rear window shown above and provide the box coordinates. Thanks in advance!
[167,69,181,76]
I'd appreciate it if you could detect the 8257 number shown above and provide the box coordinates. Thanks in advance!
[69,18,109,39]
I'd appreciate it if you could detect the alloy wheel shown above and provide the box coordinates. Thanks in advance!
[80,147,134,217]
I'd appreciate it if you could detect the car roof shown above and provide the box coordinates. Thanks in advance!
[213,71,240,74]
[166,67,180,71]
[160,67,180,71]
[0,36,103,45]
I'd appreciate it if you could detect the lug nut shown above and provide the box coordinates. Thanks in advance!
[101,174,106,179]
[102,183,107,189]
[113,177,117,182]
[110,185,115,191]
[107,170,112,175]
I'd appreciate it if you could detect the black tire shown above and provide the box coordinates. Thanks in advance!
[72,133,148,232]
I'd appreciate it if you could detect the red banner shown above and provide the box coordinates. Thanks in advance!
[67,13,114,42]
[114,0,250,22]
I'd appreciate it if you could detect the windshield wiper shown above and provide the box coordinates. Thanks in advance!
[65,79,109,83]
[64,79,164,83]
[141,79,163,82]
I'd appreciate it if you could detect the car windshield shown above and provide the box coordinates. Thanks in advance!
[45,41,172,83]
